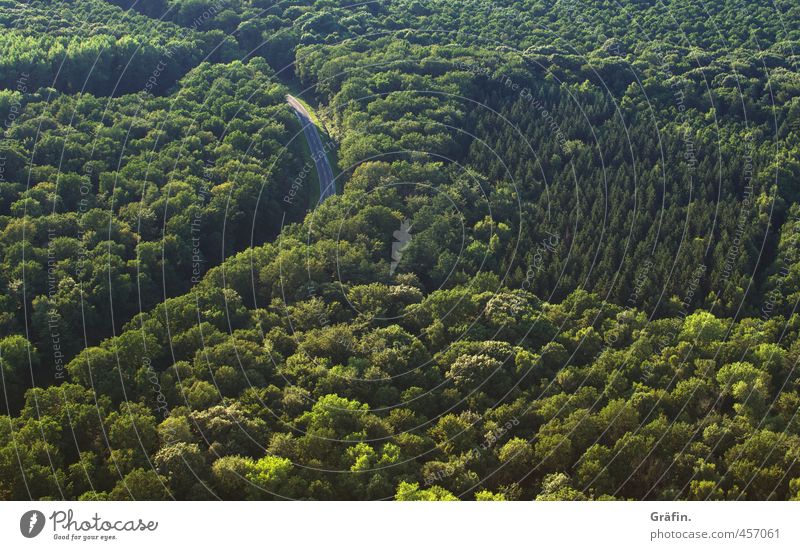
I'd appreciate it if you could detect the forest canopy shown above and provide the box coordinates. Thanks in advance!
[0,0,799,501]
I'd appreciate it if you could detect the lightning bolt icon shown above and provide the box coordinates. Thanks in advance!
[28,512,38,534]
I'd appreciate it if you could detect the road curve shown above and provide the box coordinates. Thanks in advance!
[286,94,336,203]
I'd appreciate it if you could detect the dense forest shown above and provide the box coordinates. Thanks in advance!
[1,0,799,500]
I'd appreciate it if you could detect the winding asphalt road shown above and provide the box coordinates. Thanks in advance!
[286,95,336,203]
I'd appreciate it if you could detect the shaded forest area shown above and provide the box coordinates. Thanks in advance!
[1,0,799,500]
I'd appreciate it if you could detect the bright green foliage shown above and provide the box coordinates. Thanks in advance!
[1,0,799,502]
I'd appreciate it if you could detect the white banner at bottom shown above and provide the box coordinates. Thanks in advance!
[1,501,798,549]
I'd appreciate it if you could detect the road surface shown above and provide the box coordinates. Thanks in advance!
[286,95,336,203]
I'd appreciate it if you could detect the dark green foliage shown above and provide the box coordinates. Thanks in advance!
[0,0,240,95]
[1,0,799,501]
[3,160,799,500]
[0,58,308,389]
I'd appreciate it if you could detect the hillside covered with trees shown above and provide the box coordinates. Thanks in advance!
[1,0,799,501]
